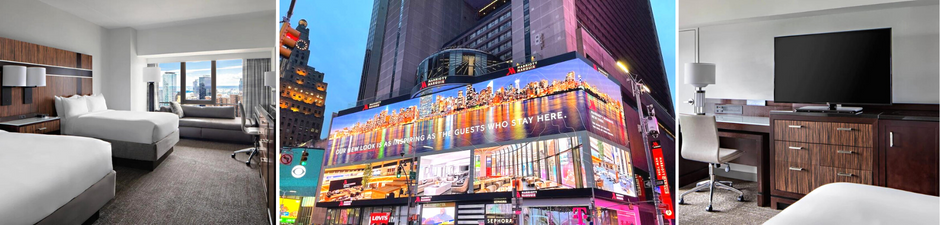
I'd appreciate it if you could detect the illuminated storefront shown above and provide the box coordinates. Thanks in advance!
[318,53,657,225]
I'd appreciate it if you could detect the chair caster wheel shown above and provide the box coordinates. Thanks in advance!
[231,153,236,158]
[678,199,686,205]
[245,162,251,166]
[705,205,714,212]
[737,196,745,202]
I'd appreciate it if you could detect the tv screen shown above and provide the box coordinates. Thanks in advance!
[774,28,891,105]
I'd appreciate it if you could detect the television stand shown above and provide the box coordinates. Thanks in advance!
[796,104,862,114]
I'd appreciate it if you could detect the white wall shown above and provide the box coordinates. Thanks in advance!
[0,0,104,94]
[136,12,275,57]
[102,28,144,111]
[679,0,920,28]
[676,4,939,114]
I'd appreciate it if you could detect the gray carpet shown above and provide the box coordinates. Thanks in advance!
[677,178,780,225]
[92,139,269,225]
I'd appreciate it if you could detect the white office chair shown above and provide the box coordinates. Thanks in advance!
[678,114,745,211]
[231,102,261,166]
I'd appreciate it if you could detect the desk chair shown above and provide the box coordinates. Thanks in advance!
[231,102,261,166]
[678,114,745,211]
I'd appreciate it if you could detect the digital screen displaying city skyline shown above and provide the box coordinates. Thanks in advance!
[325,59,629,166]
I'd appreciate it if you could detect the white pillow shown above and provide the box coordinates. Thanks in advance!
[61,97,89,118]
[85,94,108,112]
[54,96,63,117]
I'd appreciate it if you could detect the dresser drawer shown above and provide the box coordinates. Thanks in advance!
[17,120,59,134]
[774,141,817,164]
[824,122,872,147]
[815,166,872,188]
[774,120,826,143]
[816,145,872,170]
[775,161,814,194]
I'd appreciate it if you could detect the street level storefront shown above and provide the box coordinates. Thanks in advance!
[318,53,661,224]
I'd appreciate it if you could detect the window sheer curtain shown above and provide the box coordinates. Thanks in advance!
[243,58,270,117]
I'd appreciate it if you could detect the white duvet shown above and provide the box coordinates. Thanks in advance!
[765,183,940,225]
[0,132,113,224]
[65,110,179,144]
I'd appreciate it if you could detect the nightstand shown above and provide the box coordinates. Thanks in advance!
[0,116,60,134]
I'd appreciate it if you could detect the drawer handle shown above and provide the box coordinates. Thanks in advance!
[837,172,854,177]
[37,127,47,131]
[788,146,804,150]
[788,125,803,128]
[788,167,803,171]
[836,150,855,154]
[836,127,853,131]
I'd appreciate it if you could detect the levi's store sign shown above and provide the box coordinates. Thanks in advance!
[369,212,390,225]
[651,140,675,220]
[326,59,628,166]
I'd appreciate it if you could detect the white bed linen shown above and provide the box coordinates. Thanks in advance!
[0,132,112,224]
[765,183,940,225]
[65,110,179,144]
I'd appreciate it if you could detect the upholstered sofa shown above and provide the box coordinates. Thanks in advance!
[162,105,253,144]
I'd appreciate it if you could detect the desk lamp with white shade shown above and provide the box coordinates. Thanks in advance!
[685,63,716,115]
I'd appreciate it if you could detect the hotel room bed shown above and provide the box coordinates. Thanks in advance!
[0,131,115,225]
[56,94,180,170]
[764,183,940,225]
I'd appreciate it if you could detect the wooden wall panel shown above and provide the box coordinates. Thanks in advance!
[0,36,91,70]
[0,76,90,117]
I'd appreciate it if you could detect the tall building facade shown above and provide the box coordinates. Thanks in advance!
[356,0,479,105]
[357,0,672,113]
[161,72,178,103]
[279,19,328,147]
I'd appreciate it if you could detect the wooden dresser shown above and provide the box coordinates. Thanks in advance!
[770,110,938,209]
[0,116,60,134]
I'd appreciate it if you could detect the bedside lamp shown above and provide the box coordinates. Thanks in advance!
[685,63,715,115]
[23,67,46,104]
[143,67,161,112]
[2,65,27,106]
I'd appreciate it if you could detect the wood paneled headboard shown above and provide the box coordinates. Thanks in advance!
[0,37,93,118]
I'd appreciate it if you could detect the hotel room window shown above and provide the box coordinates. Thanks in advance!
[158,63,182,106]
[184,61,214,102]
[214,59,244,106]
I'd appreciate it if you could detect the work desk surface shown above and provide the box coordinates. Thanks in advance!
[709,114,771,133]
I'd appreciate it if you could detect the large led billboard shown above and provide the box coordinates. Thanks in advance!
[589,137,637,197]
[318,158,415,202]
[473,136,584,193]
[417,150,472,196]
[326,59,627,166]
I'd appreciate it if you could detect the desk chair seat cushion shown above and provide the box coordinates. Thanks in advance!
[718,148,742,163]
[244,127,261,136]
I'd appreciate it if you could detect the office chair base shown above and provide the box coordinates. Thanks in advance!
[678,169,746,211]
[232,147,257,166]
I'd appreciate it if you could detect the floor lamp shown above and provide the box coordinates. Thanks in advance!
[143,67,161,112]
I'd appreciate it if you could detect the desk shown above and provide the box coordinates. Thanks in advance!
[679,114,771,207]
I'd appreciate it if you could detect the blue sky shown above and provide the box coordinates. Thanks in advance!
[280,1,677,139]
[651,0,677,96]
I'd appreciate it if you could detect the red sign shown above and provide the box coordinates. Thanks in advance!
[635,174,645,199]
[369,212,390,225]
[280,154,293,165]
[651,141,674,220]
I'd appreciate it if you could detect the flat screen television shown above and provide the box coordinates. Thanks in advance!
[774,28,892,109]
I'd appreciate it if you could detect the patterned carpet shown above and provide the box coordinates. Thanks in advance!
[677,178,780,225]
[91,139,269,225]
